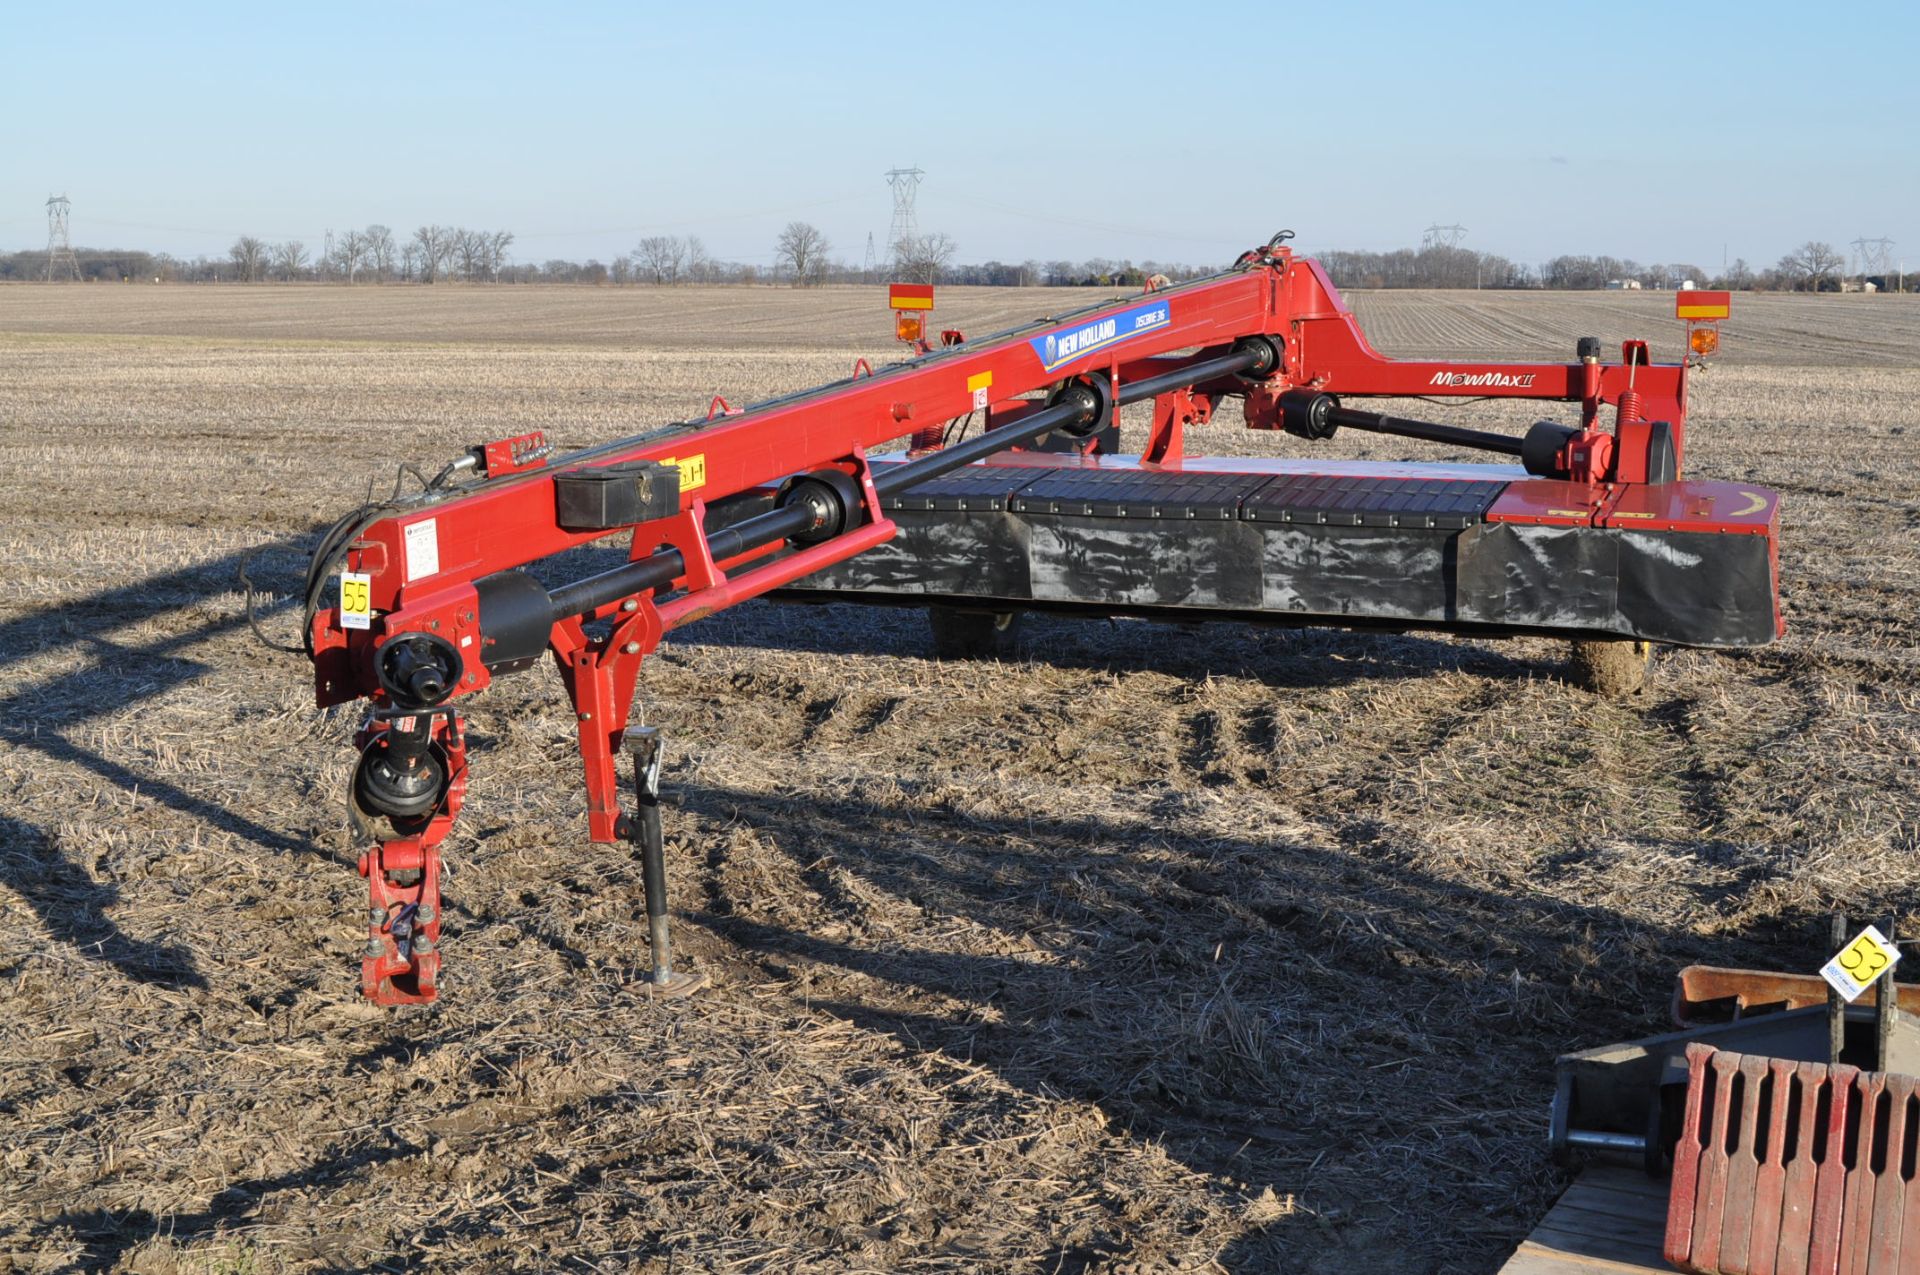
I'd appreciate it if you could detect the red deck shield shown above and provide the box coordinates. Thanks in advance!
[1667,1043,1918,1274]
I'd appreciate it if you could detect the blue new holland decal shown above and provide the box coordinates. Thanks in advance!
[1030,299,1170,372]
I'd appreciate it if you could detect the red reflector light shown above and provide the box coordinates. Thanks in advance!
[1677,290,1732,320]
[889,283,935,311]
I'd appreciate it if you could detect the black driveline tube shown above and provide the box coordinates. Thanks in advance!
[1325,403,1526,456]
[481,346,1262,645]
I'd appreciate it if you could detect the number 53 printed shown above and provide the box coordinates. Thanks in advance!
[1820,925,1901,1002]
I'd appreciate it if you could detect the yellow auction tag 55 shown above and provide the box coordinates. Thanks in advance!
[339,572,373,631]
[1819,924,1901,1002]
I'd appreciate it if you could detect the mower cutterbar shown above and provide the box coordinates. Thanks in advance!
[772,449,1781,654]
[778,269,1780,660]
[304,234,1781,1004]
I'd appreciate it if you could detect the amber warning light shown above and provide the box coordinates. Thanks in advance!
[1676,289,1729,361]
[891,284,933,344]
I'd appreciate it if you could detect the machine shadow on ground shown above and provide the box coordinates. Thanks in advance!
[675,595,1563,691]
[0,541,579,997]
[0,531,1835,1272]
[0,541,328,990]
[669,773,1811,1271]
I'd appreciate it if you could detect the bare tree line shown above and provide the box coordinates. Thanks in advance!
[606,223,957,289]
[10,225,1897,293]
[1772,241,1849,292]
[227,225,512,283]
[1320,240,1873,293]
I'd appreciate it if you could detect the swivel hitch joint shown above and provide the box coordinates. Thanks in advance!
[1280,390,1339,441]
[1233,336,1284,382]
[1047,377,1112,440]
[778,469,864,546]
[376,631,463,709]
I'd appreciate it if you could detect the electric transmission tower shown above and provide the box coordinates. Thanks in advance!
[1422,223,1468,250]
[885,166,924,265]
[863,232,876,282]
[1851,236,1895,283]
[45,194,80,281]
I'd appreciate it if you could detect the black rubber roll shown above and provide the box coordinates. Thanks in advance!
[1521,421,1580,478]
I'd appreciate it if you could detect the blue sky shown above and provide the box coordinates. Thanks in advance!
[2,0,1913,272]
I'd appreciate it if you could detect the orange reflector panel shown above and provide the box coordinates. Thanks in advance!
[1676,289,1731,320]
[889,283,935,311]
[895,312,925,343]
[1689,326,1720,356]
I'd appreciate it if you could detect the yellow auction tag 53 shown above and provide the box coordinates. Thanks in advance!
[1819,925,1901,1002]
[339,572,373,631]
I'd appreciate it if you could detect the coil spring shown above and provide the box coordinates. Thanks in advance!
[1616,389,1643,426]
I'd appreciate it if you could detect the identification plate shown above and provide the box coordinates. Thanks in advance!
[403,517,439,582]
[1819,924,1901,1002]
[339,572,372,630]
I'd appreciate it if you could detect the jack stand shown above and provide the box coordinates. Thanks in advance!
[1875,913,1899,1073]
[623,726,707,998]
[1827,911,1905,1073]
[1829,911,1848,1065]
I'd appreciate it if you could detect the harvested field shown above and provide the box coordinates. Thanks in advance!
[1,282,1916,1274]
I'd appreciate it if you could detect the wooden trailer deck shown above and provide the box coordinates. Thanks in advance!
[1499,1166,1674,1274]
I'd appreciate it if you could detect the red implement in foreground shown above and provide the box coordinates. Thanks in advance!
[303,234,1781,1003]
[1666,1044,1919,1275]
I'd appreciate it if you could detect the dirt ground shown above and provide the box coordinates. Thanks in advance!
[1,282,1916,1274]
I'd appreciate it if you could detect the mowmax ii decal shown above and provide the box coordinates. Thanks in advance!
[1031,299,1169,372]
[1430,371,1537,388]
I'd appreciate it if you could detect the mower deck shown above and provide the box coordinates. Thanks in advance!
[779,452,1782,648]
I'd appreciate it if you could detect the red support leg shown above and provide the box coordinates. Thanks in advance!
[361,836,444,1004]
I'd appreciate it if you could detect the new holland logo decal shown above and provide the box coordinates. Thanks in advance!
[1031,300,1170,372]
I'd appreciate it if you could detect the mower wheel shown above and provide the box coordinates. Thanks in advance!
[1567,639,1653,697]
[928,607,1022,661]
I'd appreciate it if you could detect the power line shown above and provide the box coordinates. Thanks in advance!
[1850,236,1895,281]
[885,166,923,266]
[937,192,1250,249]
[45,194,80,281]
